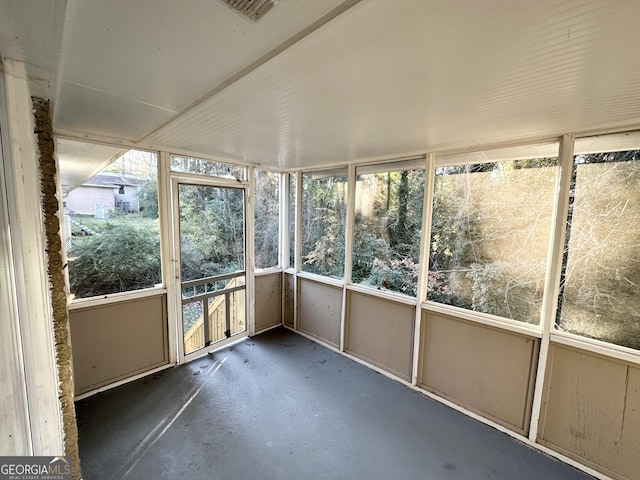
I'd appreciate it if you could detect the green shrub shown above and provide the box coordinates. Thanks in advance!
[68,224,161,298]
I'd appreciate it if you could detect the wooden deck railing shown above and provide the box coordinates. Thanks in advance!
[183,273,246,354]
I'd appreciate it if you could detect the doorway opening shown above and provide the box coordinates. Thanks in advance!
[174,181,247,360]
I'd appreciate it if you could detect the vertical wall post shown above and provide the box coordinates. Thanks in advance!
[247,167,256,336]
[340,164,357,351]
[528,135,575,441]
[0,64,32,456]
[279,173,288,326]
[158,151,179,363]
[279,172,289,269]
[293,171,303,330]
[1,59,65,455]
[411,154,435,385]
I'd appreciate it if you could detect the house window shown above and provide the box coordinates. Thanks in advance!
[301,168,347,278]
[118,185,125,194]
[60,143,161,299]
[254,170,279,269]
[556,134,640,350]
[427,144,558,324]
[352,158,425,296]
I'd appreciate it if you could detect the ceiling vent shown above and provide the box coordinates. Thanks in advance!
[220,0,276,22]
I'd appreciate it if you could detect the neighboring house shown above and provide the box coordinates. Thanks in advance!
[64,171,147,217]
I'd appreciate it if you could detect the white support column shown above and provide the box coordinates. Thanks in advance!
[340,164,357,351]
[158,151,179,364]
[279,172,289,269]
[411,154,435,385]
[247,167,256,336]
[528,135,575,441]
[2,59,65,454]
[0,66,32,456]
[295,171,303,275]
[279,172,288,327]
[343,164,356,285]
[293,171,303,330]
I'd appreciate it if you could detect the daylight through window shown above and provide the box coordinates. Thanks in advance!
[352,159,425,296]
[254,170,279,269]
[170,155,246,180]
[427,149,558,324]
[301,169,347,278]
[557,136,640,350]
[62,145,161,299]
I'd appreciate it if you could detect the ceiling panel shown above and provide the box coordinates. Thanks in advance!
[7,0,640,171]
[145,0,640,169]
[0,0,66,98]
[53,0,347,135]
[55,80,177,140]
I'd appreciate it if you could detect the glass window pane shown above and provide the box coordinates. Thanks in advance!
[557,148,640,349]
[427,156,557,324]
[289,174,296,268]
[178,185,245,281]
[353,166,424,296]
[62,146,161,299]
[301,169,347,278]
[170,155,246,180]
[254,170,279,269]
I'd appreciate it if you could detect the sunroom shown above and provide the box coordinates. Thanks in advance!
[1,1,639,480]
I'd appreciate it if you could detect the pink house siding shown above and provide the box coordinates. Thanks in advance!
[65,185,115,215]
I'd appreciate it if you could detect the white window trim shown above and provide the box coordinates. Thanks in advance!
[67,287,168,310]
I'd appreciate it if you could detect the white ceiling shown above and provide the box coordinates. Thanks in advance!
[0,0,66,98]
[3,0,640,172]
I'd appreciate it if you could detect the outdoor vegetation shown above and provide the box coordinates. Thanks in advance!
[426,158,557,324]
[557,151,640,350]
[301,170,347,278]
[66,150,162,299]
[254,170,279,269]
[67,216,162,298]
[178,184,245,281]
[353,167,424,295]
[177,181,246,348]
[171,155,246,180]
[64,144,640,351]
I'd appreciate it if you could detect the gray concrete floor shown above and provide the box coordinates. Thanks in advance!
[76,327,594,480]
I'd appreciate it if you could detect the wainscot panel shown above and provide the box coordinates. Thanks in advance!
[255,273,282,332]
[419,311,538,434]
[539,343,640,480]
[345,290,414,380]
[297,277,342,347]
[70,294,169,395]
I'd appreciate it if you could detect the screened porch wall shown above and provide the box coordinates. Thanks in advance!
[287,134,640,480]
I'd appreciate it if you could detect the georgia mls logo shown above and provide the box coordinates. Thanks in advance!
[0,456,72,480]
